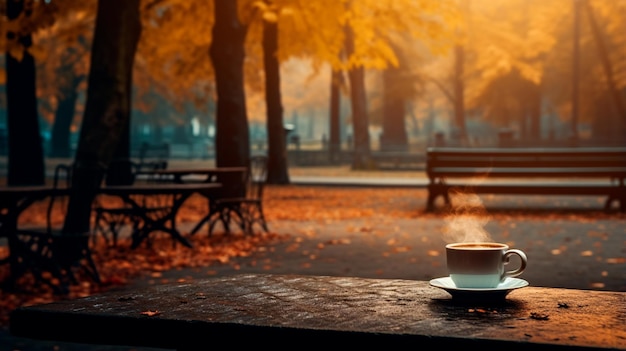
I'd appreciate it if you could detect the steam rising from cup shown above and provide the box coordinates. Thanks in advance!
[442,190,492,243]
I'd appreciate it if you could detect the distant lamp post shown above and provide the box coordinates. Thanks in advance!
[284,123,295,149]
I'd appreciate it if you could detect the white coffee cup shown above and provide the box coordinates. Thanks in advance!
[446,242,527,288]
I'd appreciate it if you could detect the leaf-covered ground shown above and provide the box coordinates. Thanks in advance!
[1,185,625,327]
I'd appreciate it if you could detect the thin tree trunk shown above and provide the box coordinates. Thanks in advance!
[329,69,342,163]
[6,0,45,186]
[344,24,371,169]
[453,44,468,145]
[528,84,542,142]
[210,0,250,168]
[62,0,141,234]
[582,0,626,131]
[263,17,289,184]
[50,75,82,158]
[571,0,581,143]
[381,67,408,152]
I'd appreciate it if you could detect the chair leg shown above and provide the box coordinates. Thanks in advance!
[207,207,227,237]
[219,207,233,233]
[92,210,107,246]
[257,203,269,232]
[191,201,219,236]
[238,202,268,235]
[190,216,209,235]
[94,210,128,247]
[230,205,247,233]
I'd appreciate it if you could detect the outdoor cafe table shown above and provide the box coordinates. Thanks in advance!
[99,182,222,249]
[135,167,247,184]
[135,167,248,235]
[9,274,626,351]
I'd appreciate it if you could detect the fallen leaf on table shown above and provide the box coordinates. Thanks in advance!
[530,312,549,320]
[140,310,161,317]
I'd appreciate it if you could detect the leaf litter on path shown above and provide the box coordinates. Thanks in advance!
[2,185,625,327]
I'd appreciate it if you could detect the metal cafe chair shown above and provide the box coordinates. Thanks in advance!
[92,158,172,248]
[92,159,138,247]
[13,164,101,294]
[203,155,270,236]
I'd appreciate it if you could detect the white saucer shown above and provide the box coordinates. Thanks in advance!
[429,276,529,300]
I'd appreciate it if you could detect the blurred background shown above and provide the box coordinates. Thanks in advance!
[0,0,624,168]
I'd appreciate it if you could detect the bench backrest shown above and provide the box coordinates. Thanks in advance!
[426,147,626,179]
[137,142,170,172]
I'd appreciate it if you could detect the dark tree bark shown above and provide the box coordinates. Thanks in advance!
[344,24,371,169]
[5,0,45,186]
[329,69,343,163]
[381,66,408,152]
[527,84,541,142]
[263,17,289,184]
[571,0,581,143]
[209,0,250,168]
[453,44,468,145]
[582,0,626,133]
[50,74,83,158]
[62,0,141,234]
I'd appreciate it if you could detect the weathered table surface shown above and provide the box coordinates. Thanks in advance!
[10,274,626,350]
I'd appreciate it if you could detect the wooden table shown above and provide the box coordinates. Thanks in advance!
[136,168,248,236]
[136,167,247,184]
[9,274,626,350]
[99,183,222,248]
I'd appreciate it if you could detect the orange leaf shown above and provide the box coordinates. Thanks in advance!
[140,310,161,317]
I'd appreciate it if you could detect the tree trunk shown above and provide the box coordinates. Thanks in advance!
[582,0,626,133]
[344,25,371,169]
[5,0,45,186]
[571,0,581,143]
[381,66,408,152]
[263,17,289,184]
[50,75,82,158]
[209,0,250,168]
[329,69,342,163]
[62,0,141,234]
[453,44,468,145]
[527,84,542,143]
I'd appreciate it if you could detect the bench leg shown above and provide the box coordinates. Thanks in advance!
[443,191,451,206]
[604,195,626,212]
[427,184,450,211]
[426,190,436,211]
[618,196,626,213]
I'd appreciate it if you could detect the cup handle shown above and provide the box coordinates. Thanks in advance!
[502,249,527,279]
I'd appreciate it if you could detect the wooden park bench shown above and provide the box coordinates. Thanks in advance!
[9,273,626,350]
[425,147,626,212]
